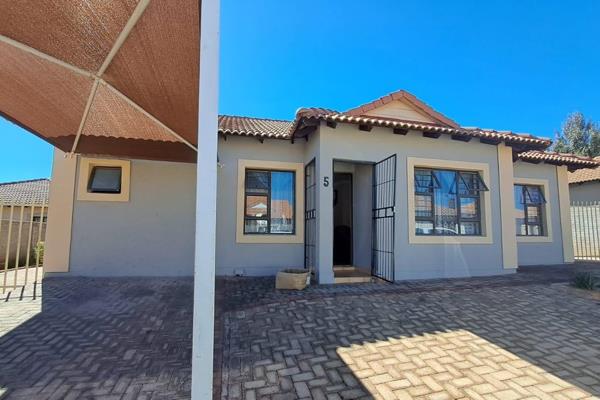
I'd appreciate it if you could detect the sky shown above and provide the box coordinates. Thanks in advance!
[2,0,600,182]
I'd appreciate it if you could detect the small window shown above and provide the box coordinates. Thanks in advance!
[414,168,488,236]
[88,166,122,194]
[514,184,546,236]
[244,169,295,234]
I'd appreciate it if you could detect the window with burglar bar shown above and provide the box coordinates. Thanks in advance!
[514,184,546,236]
[414,168,489,236]
[244,169,295,234]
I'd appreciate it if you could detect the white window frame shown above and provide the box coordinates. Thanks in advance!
[77,157,131,202]
[236,159,304,244]
[407,157,493,244]
[514,177,553,243]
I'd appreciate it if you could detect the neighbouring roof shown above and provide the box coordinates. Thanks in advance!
[218,90,552,151]
[568,156,600,184]
[517,151,600,171]
[0,178,49,205]
[218,115,292,139]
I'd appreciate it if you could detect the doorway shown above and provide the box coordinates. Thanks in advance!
[333,173,353,265]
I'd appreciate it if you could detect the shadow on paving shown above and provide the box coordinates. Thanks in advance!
[0,277,194,400]
[220,264,600,399]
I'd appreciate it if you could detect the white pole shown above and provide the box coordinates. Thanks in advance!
[192,0,220,398]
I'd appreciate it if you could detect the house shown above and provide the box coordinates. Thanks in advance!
[0,178,49,268]
[43,90,599,283]
[569,157,600,202]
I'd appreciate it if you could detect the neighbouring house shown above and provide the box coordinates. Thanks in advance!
[42,90,599,283]
[569,157,600,202]
[0,178,49,268]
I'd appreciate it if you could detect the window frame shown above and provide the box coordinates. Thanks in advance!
[243,169,296,235]
[513,178,553,243]
[407,157,493,245]
[414,168,488,237]
[236,160,304,244]
[77,157,131,202]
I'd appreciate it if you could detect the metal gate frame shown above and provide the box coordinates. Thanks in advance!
[371,154,396,282]
[304,159,317,275]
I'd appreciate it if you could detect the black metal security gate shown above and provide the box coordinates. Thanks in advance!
[304,159,317,274]
[372,154,396,282]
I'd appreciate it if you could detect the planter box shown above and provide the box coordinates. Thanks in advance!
[276,269,309,290]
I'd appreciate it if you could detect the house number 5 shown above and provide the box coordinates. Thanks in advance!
[323,177,330,187]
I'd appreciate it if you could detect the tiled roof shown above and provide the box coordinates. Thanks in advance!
[218,115,292,139]
[568,157,600,184]
[0,179,49,205]
[217,90,552,150]
[292,108,552,149]
[518,151,600,170]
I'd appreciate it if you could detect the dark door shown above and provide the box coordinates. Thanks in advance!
[372,155,396,282]
[333,173,353,265]
[304,159,317,273]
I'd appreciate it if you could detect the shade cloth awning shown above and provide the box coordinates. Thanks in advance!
[0,0,200,163]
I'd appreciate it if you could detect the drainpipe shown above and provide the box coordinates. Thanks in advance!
[192,0,220,398]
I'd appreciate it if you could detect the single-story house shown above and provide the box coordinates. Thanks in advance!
[43,90,599,283]
[0,178,49,268]
[569,157,600,202]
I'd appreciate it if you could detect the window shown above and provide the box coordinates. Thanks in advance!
[414,168,488,236]
[77,158,130,202]
[244,169,295,234]
[514,184,546,236]
[88,166,122,194]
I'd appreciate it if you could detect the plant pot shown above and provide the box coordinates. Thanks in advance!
[276,268,309,290]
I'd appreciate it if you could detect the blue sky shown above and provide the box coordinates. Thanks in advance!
[2,0,600,182]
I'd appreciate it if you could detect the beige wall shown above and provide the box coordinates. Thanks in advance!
[66,158,197,276]
[44,149,76,274]
[570,181,600,202]
[513,161,566,266]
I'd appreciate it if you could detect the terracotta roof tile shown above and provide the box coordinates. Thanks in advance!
[518,151,600,171]
[218,115,292,139]
[0,178,49,205]
[568,157,600,183]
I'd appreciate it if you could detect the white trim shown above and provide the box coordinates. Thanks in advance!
[0,34,94,78]
[407,157,493,245]
[191,0,220,397]
[236,159,305,244]
[513,177,553,243]
[97,0,151,75]
[71,79,100,154]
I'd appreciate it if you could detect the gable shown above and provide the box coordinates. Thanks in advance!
[362,99,438,124]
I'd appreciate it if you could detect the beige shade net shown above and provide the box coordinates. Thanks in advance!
[0,0,200,163]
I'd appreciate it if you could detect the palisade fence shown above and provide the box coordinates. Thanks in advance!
[0,202,47,292]
[571,201,600,261]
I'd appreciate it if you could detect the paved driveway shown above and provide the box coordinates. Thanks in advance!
[0,265,599,399]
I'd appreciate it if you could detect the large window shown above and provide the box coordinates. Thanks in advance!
[414,168,488,236]
[244,169,295,234]
[514,184,546,236]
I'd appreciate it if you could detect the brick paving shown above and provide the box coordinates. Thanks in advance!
[0,264,599,399]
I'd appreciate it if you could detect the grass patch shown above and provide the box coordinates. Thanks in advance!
[572,272,598,290]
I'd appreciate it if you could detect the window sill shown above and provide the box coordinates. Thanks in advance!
[409,234,493,245]
[517,235,553,243]
[236,233,304,244]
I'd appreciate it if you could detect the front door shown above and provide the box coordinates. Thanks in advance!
[333,173,353,265]
[372,154,396,282]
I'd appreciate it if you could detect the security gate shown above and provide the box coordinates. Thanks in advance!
[304,159,317,275]
[372,154,396,282]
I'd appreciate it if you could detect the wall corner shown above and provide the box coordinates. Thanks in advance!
[44,149,77,274]
[498,144,518,269]
[557,165,574,263]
